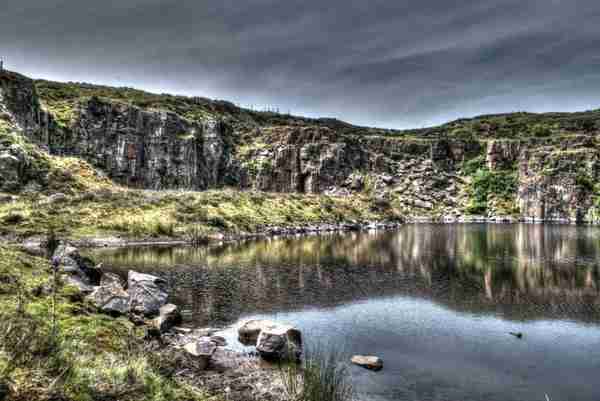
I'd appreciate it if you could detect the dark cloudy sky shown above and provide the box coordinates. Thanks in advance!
[3,0,600,128]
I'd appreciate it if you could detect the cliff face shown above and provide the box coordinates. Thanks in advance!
[1,69,599,223]
[65,97,238,190]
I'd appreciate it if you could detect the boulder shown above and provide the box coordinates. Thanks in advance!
[351,355,383,371]
[256,323,302,362]
[53,244,102,285]
[238,319,276,345]
[100,272,124,287]
[88,273,130,315]
[151,303,182,333]
[183,338,217,370]
[63,275,95,295]
[128,271,168,316]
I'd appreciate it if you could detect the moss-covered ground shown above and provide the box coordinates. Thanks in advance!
[0,245,212,401]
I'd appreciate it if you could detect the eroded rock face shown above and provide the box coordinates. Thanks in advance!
[56,97,238,190]
[517,146,599,222]
[128,271,168,316]
[2,68,600,223]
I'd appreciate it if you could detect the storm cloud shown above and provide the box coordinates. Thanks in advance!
[2,0,600,128]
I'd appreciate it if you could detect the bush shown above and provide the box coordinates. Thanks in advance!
[465,167,518,215]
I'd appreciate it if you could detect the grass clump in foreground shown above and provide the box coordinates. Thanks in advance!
[0,245,208,401]
[280,347,354,401]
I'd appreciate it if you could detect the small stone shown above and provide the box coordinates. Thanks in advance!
[351,355,383,371]
[151,303,182,333]
[184,338,217,370]
[192,327,218,337]
[238,320,276,346]
[210,335,227,347]
[173,326,193,335]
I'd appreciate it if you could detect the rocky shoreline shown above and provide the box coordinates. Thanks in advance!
[44,242,302,401]
[14,216,600,253]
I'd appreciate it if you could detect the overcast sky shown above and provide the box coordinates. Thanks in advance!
[2,0,600,129]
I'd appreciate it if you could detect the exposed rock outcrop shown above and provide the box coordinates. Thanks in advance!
[2,68,600,223]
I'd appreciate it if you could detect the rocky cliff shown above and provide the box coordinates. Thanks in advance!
[1,69,600,223]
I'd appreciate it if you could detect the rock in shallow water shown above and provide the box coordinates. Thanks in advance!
[238,320,303,361]
[256,324,302,362]
[238,319,276,345]
[87,273,130,315]
[127,271,168,316]
[351,355,383,371]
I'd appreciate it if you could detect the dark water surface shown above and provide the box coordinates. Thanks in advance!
[87,224,600,401]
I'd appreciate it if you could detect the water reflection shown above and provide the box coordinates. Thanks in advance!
[88,224,600,326]
[88,224,600,401]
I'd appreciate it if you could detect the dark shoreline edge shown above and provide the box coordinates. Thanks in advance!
[13,215,600,252]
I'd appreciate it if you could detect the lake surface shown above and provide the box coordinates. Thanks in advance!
[87,224,600,401]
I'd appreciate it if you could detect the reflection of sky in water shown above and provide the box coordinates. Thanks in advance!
[88,224,600,401]
[219,295,600,401]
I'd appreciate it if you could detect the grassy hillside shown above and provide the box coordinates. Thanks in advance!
[402,110,600,140]
[35,79,600,142]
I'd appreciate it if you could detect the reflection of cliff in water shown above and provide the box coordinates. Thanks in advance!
[89,224,600,326]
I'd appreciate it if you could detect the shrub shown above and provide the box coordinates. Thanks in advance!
[465,167,518,215]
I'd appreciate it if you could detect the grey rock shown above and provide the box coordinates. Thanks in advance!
[238,319,276,346]
[210,335,227,347]
[152,303,182,333]
[255,322,302,362]
[87,276,130,315]
[0,152,22,191]
[53,244,102,285]
[128,271,168,316]
[351,355,383,371]
[44,192,68,204]
[63,274,95,295]
[183,338,217,370]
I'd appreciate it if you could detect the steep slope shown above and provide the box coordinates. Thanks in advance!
[2,69,600,223]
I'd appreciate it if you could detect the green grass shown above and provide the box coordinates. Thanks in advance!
[280,346,354,401]
[0,246,210,401]
[0,188,402,241]
[464,167,519,216]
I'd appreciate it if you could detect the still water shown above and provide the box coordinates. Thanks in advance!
[88,224,600,401]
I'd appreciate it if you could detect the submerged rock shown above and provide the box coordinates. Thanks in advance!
[128,271,168,316]
[351,355,383,371]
